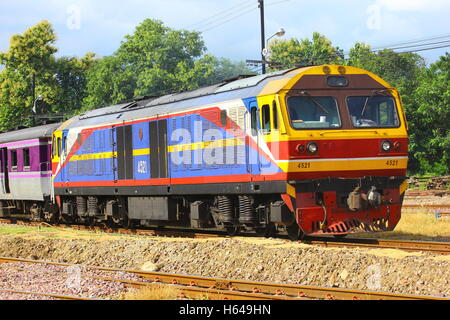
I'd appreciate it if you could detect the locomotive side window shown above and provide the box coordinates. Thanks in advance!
[250,107,258,136]
[57,137,61,157]
[220,110,228,127]
[261,104,271,134]
[272,101,279,130]
[347,96,400,128]
[287,96,341,129]
[52,137,56,157]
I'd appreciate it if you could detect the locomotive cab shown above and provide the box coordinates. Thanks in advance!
[267,65,409,238]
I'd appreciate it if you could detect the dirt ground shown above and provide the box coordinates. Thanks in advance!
[0,224,448,298]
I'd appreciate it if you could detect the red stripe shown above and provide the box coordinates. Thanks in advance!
[286,169,406,180]
[54,173,288,188]
[267,138,408,160]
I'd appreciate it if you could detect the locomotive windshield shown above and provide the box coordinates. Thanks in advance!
[347,96,400,128]
[287,96,341,129]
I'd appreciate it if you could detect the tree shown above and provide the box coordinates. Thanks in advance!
[83,19,218,110]
[0,21,94,130]
[199,57,257,87]
[268,32,344,71]
[347,42,432,174]
[412,53,450,175]
[0,20,58,130]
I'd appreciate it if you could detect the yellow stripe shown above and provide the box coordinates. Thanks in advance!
[277,158,408,173]
[133,149,150,156]
[68,140,242,162]
[168,138,244,153]
[286,184,296,198]
[70,152,115,161]
[399,180,408,195]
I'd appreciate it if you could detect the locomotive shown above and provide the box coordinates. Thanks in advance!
[0,65,409,239]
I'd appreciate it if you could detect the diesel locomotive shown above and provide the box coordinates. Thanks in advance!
[0,65,409,239]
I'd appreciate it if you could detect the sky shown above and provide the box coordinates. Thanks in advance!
[0,0,449,69]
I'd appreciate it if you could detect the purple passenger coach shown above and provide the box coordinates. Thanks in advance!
[0,123,61,219]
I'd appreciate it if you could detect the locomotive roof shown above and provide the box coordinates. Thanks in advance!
[0,122,62,144]
[60,67,307,130]
[58,65,389,131]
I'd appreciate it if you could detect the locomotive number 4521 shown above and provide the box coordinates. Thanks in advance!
[386,160,399,167]
[298,162,311,169]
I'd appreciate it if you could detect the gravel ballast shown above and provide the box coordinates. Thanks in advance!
[0,231,448,298]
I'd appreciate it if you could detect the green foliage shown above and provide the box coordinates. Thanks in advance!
[0,21,94,130]
[412,54,450,175]
[269,32,344,70]
[83,19,216,110]
[347,42,449,175]
[199,57,257,86]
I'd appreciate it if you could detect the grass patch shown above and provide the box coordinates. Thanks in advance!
[122,285,180,300]
[351,212,450,241]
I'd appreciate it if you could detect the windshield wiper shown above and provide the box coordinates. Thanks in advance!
[300,91,329,114]
[360,89,390,117]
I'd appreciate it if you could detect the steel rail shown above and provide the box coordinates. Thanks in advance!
[0,288,95,300]
[302,238,450,255]
[0,256,447,301]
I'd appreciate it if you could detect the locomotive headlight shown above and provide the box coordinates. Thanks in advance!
[381,140,392,152]
[307,142,318,154]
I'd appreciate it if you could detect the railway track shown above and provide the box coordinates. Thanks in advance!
[0,288,95,300]
[304,238,450,255]
[0,256,447,300]
[0,217,449,255]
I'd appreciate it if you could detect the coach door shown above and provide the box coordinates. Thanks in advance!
[149,119,168,179]
[116,125,134,180]
[0,148,10,193]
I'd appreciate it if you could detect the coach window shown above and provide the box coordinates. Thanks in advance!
[11,150,17,171]
[23,148,30,170]
[272,101,279,130]
[261,104,271,134]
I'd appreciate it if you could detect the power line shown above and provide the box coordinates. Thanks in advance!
[372,33,450,51]
[264,43,450,71]
[373,40,450,52]
[200,5,258,33]
[186,1,254,30]
[189,0,289,34]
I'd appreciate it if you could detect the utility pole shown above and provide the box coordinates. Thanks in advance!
[31,73,36,127]
[258,0,266,74]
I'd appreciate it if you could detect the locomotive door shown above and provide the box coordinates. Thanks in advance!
[149,119,169,179]
[61,130,69,183]
[247,100,261,176]
[115,125,134,180]
[0,148,10,193]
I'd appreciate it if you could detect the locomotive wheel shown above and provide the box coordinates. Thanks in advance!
[225,226,239,236]
[122,216,135,229]
[286,223,305,241]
